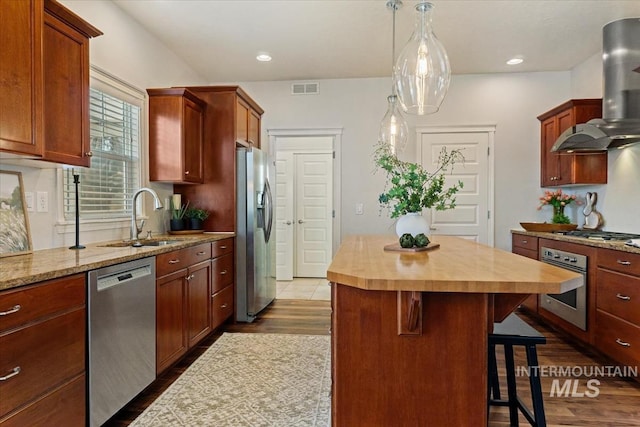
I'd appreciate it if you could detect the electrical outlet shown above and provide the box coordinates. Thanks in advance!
[37,191,48,212]
[355,203,364,215]
[25,192,34,212]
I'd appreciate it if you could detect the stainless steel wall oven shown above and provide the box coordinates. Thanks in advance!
[540,247,587,331]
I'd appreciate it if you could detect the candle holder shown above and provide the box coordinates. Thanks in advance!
[69,171,85,250]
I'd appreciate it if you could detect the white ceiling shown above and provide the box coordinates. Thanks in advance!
[112,0,640,82]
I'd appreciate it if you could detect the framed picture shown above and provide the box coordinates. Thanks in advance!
[0,170,32,257]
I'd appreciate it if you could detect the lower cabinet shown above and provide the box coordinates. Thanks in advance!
[511,233,539,312]
[594,249,640,369]
[0,274,85,425]
[156,243,212,375]
[211,238,235,330]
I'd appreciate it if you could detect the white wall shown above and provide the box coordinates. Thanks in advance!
[1,0,206,250]
[239,72,572,250]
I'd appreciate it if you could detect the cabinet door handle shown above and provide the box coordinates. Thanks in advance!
[220,270,227,275]
[220,303,228,309]
[197,251,206,256]
[185,274,195,281]
[0,304,21,316]
[617,260,631,266]
[616,293,631,301]
[615,338,631,347]
[0,366,21,381]
[169,259,181,264]
[185,171,190,175]
[85,151,93,157]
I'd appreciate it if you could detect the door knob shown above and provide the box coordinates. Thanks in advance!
[285,221,292,225]
[298,219,305,224]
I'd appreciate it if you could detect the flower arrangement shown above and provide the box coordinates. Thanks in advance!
[537,189,579,224]
[374,142,464,218]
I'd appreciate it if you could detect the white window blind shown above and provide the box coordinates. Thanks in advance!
[63,69,143,221]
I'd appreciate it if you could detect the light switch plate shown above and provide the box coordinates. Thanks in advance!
[355,203,364,215]
[37,191,48,212]
[25,192,34,212]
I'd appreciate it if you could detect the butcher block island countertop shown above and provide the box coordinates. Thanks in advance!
[327,235,582,427]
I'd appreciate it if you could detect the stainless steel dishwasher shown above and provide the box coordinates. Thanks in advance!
[88,257,156,427]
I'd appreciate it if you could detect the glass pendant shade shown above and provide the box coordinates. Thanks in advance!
[394,2,451,115]
[379,94,408,155]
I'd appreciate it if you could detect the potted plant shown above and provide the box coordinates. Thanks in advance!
[169,196,189,231]
[185,206,209,230]
[374,141,464,237]
[537,189,579,224]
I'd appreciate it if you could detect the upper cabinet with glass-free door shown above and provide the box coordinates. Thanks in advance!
[538,99,607,187]
[148,88,206,184]
[0,0,102,167]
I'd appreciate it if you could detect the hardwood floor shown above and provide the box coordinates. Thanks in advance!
[105,300,639,426]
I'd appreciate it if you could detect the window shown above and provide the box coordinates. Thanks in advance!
[63,68,144,221]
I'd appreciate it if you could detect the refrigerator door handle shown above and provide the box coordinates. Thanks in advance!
[264,179,274,243]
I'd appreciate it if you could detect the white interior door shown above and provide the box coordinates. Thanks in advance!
[295,153,333,277]
[417,127,495,245]
[275,152,294,280]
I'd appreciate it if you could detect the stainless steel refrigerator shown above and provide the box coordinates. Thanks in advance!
[236,147,276,322]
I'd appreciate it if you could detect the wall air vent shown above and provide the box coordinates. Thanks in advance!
[291,82,319,95]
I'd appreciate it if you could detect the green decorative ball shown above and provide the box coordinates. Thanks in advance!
[414,233,430,248]
[399,233,415,248]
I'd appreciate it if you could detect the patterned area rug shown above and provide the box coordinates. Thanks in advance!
[130,333,331,426]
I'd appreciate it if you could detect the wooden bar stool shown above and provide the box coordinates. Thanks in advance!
[488,313,547,427]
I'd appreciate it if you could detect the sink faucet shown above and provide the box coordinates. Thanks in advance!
[131,187,163,241]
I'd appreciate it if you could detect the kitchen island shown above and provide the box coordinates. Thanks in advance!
[326,235,583,426]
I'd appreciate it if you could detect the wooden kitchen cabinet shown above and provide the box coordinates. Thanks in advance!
[511,232,539,312]
[594,249,640,369]
[156,243,212,374]
[0,274,86,425]
[211,238,235,330]
[236,97,261,147]
[175,86,264,232]
[538,99,607,187]
[0,0,44,157]
[0,0,101,166]
[148,88,206,184]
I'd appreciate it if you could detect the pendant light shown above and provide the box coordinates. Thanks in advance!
[394,1,451,115]
[379,0,408,156]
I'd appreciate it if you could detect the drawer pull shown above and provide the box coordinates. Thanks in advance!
[220,303,228,309]
[168,259,181,264]
[220,245,227,249]
[615,338,631,347]
[0,304,21,316]
[220,270,227,275]
[0,366,21,381]
[617,260,631,266]
[197,251,206,256]
[521,240,528,244]
[616,293,631,301]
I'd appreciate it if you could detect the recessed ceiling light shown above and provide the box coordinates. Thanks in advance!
[256,53,272,62]
[506,57,524,65]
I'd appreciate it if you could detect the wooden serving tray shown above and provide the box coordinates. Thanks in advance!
[383,242,440,252]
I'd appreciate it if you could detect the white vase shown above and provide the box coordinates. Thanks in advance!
[395,212,430,237]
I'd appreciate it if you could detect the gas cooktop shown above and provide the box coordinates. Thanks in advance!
[554,230,640,241]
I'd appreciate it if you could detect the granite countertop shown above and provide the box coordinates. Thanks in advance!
[327,235,582,294]
[0,233,235,291]
[511,229,640,255]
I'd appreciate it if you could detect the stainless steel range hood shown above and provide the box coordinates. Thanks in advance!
[552,18,640,152]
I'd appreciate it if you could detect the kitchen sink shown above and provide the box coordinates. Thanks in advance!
[101,239,181,248]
